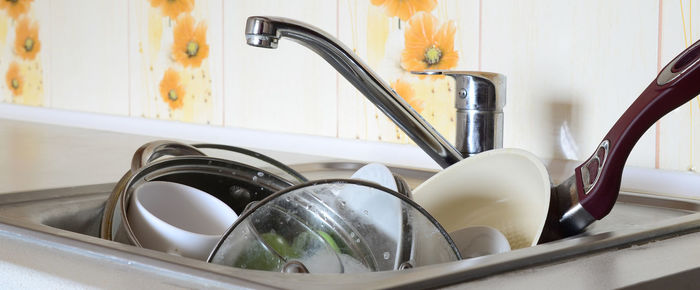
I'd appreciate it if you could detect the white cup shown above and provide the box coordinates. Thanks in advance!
[127,181,238,260]
[449,226,511,259]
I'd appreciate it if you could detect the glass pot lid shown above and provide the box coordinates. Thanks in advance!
[208,179,461,273]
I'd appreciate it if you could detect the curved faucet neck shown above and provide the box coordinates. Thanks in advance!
[245,16,463,168]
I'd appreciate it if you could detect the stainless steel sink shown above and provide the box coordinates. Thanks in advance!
[1,162,700,288]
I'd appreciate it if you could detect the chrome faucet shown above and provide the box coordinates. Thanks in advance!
[414,71,506,158]
[245,16,504,168]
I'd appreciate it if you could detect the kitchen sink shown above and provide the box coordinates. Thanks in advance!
[1,162,700,288]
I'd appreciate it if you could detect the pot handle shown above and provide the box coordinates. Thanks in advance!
[576,39,700,219]
[130,140,206,174]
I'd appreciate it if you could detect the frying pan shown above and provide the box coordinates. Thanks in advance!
[414,39,700,249]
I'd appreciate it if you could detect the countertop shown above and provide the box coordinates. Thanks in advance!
[0,118,330,194]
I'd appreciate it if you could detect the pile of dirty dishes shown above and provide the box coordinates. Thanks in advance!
[103,140,512,274]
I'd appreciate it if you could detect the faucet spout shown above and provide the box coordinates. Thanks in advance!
[245,17,280,48]
[245,16,463,168]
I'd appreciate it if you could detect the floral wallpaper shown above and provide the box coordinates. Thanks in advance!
[338,0,465,144]
[0,0,43,106]
[1,0,700,172]
[136,0,216,124]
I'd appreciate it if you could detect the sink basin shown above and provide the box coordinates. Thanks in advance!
[1,162,700,288]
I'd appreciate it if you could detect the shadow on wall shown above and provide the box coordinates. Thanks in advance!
[542,99,584,182]
[547,100,582,162]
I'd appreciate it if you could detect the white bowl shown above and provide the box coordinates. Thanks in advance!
[413,148,551,250]
[449,226,511,259]
[127,181,238,260]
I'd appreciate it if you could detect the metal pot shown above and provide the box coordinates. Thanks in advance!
[100,140,307,247]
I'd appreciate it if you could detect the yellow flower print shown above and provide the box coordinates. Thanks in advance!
[5,62,23,97]
[371,0,437,21]
[392,78,423,114]
[401,12,458,73]
[172,15,209,68]
[159,68,185,110]
[148,0,194,20]
[0,0,32,21]
[14,17,40,60]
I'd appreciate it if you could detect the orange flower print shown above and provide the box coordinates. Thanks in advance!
[148,0,194,20]
[392,78,424,114]
[5,62,23,97]
[172,15,209,68]
[401,12,458,73]
[0,0,33,21]
[14,17,40,60]
[370,0,437,21]
[159,68,185,110]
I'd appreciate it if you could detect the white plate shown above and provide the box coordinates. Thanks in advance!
[344,163,401,242]
[350,163,398,191]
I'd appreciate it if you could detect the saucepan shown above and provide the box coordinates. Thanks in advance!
[414,39,700,249]
[100,140,308,247]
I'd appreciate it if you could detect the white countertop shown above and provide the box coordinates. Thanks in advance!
[0,118,331,194]
[3,115,699,199]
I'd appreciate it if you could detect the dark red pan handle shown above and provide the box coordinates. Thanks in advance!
[576,39,700,219]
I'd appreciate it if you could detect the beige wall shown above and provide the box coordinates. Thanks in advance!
[1,0,699,172]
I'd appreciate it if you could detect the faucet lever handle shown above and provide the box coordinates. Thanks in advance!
[411,70,506,111]
[412,70,507,157]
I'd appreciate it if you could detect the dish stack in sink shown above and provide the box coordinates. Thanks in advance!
[100,140,505,274]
